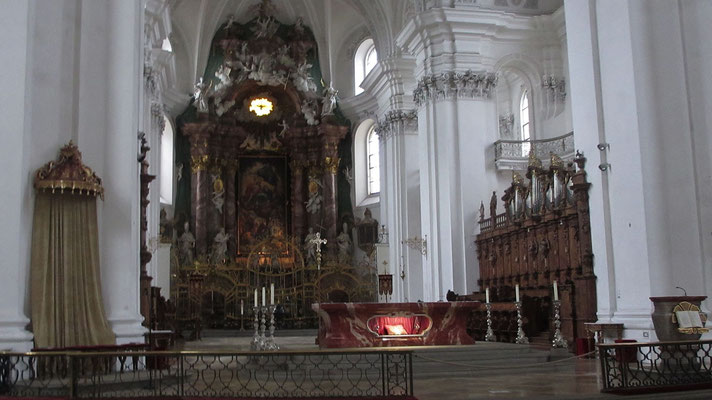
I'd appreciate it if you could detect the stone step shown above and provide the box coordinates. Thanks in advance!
[410,343,553,378]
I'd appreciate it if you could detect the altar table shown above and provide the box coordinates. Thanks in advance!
[312,302,479,348]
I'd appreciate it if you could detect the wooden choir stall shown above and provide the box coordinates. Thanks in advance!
[463,152,597,347]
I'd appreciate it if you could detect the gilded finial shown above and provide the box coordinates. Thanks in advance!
[512,171,523,185]
[527,150,542,169]
[550,152,563,170]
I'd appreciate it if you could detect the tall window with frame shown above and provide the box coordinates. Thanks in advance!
[520,90,531,157]
[160,115,174,205]
[366,127,380,195]
[354,38,377,95]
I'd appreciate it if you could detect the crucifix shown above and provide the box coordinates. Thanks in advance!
[309,232,328,270]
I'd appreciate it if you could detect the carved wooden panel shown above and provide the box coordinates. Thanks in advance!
[474,153,597,345]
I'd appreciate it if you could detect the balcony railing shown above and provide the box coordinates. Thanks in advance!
[494,132,574,170]
[0,349,414,398]
[598,340,712,394]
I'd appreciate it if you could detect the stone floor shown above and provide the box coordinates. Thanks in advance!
[179,330,712,400]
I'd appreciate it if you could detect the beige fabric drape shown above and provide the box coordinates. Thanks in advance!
[30,192,115,348]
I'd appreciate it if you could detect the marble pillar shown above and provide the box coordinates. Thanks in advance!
[290,158,307,240]
[190,155,210,260]
[224,160,238,258]
[322,157,339,246]
[206,163,224,257]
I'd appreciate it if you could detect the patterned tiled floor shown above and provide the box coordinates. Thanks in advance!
[181,331,712,400]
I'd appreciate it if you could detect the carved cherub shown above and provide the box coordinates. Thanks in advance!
[278,120,289,137]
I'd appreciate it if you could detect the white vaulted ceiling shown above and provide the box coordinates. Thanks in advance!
[167,0,407,99]
[163,0,563,113]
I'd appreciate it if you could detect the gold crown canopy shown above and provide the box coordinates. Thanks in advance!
[34,141,104,199]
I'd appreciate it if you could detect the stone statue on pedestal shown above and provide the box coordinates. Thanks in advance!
[305,175,323,214]
[179,222,196,266]
[304,227,317,265]
[336,223,352,264]
[211,228,230,264]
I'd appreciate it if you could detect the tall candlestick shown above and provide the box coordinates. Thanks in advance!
[553,280,559,301]
[254,289,258,306]
[485,288,490,304]
[515,284,520,302]
[262,287,266,307]
[270,283,275,305]
[241,299,244,315]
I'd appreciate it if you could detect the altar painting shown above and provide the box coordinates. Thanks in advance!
[237,156,288,255]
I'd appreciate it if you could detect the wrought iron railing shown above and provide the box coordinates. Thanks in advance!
[598,340,712,394]
[494,132,574,169]
[0,349,413,398]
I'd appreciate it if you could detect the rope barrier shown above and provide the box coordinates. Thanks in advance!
[413,350,596,370]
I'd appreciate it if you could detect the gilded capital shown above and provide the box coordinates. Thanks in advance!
[191,155,210,173]
[324,157,340,175]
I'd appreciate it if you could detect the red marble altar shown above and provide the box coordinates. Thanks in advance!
[312,302,479,348]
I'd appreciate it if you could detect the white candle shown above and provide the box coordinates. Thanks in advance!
[262,286,266,307]
[485,288,490,304]
[515,284,520,302]
[270,283,275,305]
[553,280,559,301]
[254,289,258,306]
[240,299,244,315]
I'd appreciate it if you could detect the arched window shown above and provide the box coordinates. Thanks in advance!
[354,38,377,95]
[367,127,380,195]
[160,115,174,204]
[353,119,379,205]
[520,90,531,156]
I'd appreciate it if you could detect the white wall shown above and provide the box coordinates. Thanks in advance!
[566,0,711,341]
[0,0,34,351]
[680,0,712,322]
[0,0,146,348]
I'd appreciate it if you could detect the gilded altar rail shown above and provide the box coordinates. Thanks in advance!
[0,348,413,398]
[598,339,712,394]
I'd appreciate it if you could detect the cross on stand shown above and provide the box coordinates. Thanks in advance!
[309,232,328,270]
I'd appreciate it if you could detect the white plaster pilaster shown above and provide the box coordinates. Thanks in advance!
[101,0,146,343]
[377,111,422,303]
[679,0,712,324]
[399,7,507,299]
[0,0,33,352]
[566,0,710,340]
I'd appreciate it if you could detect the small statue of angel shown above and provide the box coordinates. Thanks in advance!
[321,83,338,116]
[193,77,212,113]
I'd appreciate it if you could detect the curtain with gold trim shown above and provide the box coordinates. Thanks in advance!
[30,142,115,348]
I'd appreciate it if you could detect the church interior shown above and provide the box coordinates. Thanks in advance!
[1,0,712,398]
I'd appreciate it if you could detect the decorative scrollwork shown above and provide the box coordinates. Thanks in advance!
[402,235,427,257]
[413,70,498,107]
[376,109,418,141]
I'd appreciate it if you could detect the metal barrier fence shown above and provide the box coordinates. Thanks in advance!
[598,340,712,394]
[0,349,413,398]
